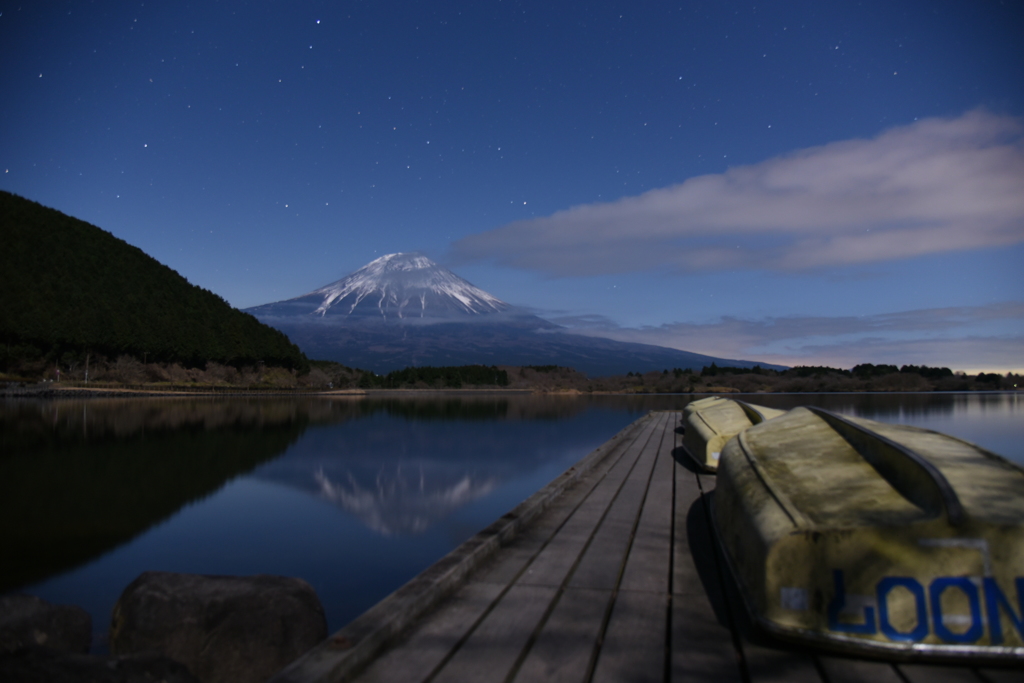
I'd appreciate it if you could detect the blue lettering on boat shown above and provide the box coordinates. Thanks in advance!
[826,570,1024,644]
[877,576,929,641]
[931,577,982,643]
[827,569,876,634]
[984,577,1024,644]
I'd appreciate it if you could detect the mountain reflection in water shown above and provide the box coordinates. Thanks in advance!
[250,395,630,536]
[312,466,497,536]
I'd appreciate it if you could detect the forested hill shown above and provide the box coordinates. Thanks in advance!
[0,191,308,371]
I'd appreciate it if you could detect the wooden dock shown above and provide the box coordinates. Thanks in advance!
[273,412,1019,683]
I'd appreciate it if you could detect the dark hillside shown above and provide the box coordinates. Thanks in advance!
[0,191,307,371]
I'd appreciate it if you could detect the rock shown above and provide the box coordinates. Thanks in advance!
[110,572,327,683]
[0,646,201,683]
[0,594,91,654]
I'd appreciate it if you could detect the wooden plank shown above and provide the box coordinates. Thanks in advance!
[976,667,1024,683]
[521,415,662,589]
[671,589,745,682]
[672,460,745,682]
[896,664,984,683]
[474,419,647,588]
[596,411,663,488]
[518,479,631,589]
[510,587,610,683]
[619,419,675,594]
[472,503,582,588]
[568,515,641,591]
[354,582,504,683]
[673,467,725,606]
[739,645,824,683]
[671,468,707,599]
[568,418,664,591]
[817,656,903,683]
[592,589,668,683]
[430,584,557,683]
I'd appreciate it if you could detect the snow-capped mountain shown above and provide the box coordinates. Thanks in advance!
[247,253,511,320]
[313,252,507,318]
[245,253,778,376]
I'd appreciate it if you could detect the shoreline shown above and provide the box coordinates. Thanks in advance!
[2,383,1019,400]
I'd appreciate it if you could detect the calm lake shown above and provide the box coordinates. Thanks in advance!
[2,391,1021,652]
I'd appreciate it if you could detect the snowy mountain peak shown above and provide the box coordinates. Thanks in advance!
[306,252,510,319]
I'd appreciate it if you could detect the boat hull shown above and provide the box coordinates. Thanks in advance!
[680,396,784,472]
[711,406,1024,661]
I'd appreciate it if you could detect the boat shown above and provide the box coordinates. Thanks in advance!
[711,406,1024,660]
[680,396,785,471]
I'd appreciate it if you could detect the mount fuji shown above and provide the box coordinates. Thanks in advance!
[249,252,514,321]
[245,253,773,376]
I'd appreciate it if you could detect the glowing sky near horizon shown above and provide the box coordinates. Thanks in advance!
[2,1,1022,371]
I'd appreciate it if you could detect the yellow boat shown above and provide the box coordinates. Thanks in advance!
[680,396,785,472]
[712,406,1024,660]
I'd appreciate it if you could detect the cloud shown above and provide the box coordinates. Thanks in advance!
[453,110,1024,275]
[550,302,1024,372]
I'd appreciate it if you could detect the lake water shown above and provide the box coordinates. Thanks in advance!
[1,391,1020,652]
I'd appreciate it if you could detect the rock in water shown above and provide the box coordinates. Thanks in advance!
[0,594,91,654]
[110,572,327,683]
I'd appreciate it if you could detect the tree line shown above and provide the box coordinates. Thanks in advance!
[696,362,957,380]
[356,365,511,389]
[1,191,308,377]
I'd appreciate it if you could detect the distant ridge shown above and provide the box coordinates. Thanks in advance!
[0,191,307,370]
[247,253,781,377]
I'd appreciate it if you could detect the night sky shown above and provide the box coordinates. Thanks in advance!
[3,1,1022,371]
